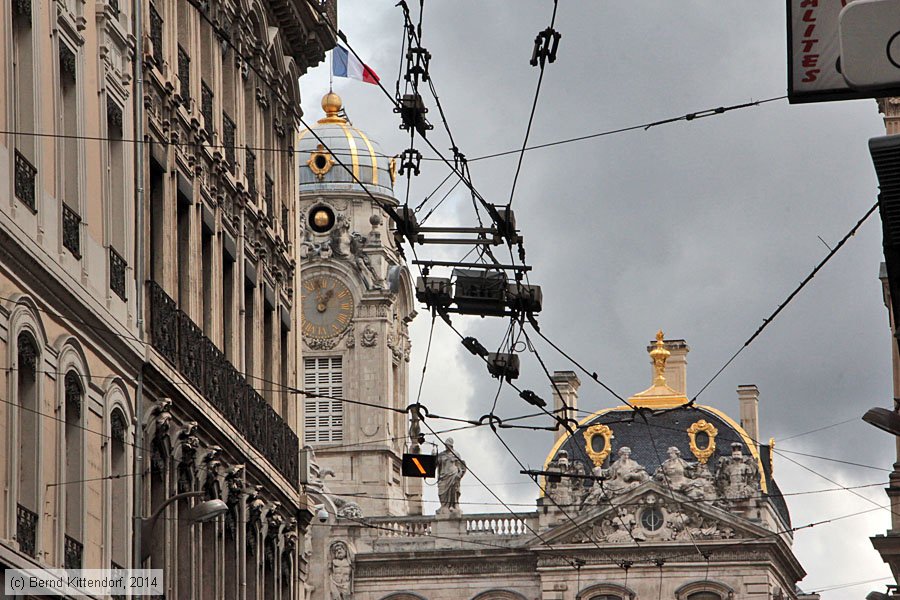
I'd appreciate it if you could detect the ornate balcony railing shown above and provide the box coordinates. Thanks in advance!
[147,281,298,485]
[149,3,163,67]
[16,504,37,558]
[246,150,257,198]
[265,175,274,222]
[201,81,214,137]
[14,149,37,213]
[62,203,81,258]
[177,45,190,104]
[64,534,83,569]
[110,562,125,600]
[110,247,127,300]
[223,112,236,172]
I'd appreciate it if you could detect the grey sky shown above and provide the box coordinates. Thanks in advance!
[300,2,894,596]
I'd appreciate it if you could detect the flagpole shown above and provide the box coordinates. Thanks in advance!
[329,48,333,92]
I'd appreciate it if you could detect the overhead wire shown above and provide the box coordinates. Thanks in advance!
[689,200,879,405]
[507,0,560,208]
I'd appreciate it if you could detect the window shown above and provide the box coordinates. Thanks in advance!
[63,371,84,568]
[640,506,664,531]
[675,581,733,600]
[109,408,128,567]
[16,332,40,558]
[303,357,343,443]
[13,0,37,212]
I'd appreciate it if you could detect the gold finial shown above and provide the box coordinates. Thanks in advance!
[318,92,346,124]
[649,329,670,386]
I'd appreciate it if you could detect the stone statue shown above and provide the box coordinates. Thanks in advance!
[715,442,760,501]
[329,540,353,600]
[605,507,641,543]
[602,447,649,496]
[653,446,693,492]
[436,438,467,515]
[546,450,587,507]
[331,214,352,258]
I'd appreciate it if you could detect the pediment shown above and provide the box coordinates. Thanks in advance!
[533,481,773,547]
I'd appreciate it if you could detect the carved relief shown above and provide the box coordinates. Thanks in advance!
[329,540,353,600]
[583,424,614,467]
[360,325,378,347]
[546,450,588,508]
[148,399,173,476]
[174,422,200,493]
[687,420,718,464]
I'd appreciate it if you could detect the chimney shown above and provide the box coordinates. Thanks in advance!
[551,371,580,442]
[738,385,760,449]
[646,338,690,395]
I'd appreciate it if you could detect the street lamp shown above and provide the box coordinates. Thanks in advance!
[863,406,900,436]
[140,491,228,561]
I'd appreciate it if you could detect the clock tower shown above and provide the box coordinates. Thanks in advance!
[297,93,421,516]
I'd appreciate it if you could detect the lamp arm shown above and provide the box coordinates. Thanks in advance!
[140,490,206,561]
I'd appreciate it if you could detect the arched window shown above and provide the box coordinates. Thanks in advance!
[675,580,734,600]
[16,332,40,558]
[577,583,635,600]
[109,407,129,568]
[63,371,84,569]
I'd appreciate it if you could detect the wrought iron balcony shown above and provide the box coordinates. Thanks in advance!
[14,149,37,213]
[246,150,257,198]
[147,281,298,485]
[62,203,81,258]
[149,3,163,67]
[223,112,236,172]
[265,175,274,222]
[64,534,83,569]
[201,81,214,137]
[177,45,190,104]
[16,504,37,558]
[110,562,125,600]
[110,248,127,301]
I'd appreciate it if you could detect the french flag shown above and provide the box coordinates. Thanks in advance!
[332,45,380,85]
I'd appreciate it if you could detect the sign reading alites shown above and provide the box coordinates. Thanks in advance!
[787,0,861,103]
[789,0,900,103]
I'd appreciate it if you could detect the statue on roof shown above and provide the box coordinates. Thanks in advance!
[715,442,760,501]
[603,446,649,496]
[436,438,467,515]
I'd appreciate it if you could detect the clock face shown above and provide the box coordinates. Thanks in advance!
[301,274,353,339]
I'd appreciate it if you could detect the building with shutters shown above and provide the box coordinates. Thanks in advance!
[0,0,336,597]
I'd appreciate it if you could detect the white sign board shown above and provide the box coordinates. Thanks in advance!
[787,0,864,103]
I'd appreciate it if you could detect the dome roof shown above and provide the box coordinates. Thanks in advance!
[298,92,395,199]
[543,331,790,527]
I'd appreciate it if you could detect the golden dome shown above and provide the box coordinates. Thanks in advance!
[319,92,346,124]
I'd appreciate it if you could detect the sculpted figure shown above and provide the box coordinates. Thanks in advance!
[715,442,760,501]
[603,447,649,496]
[654,446,693,492]
[329,541,353,600]
[605,507,642,543]
[436,438,467,515]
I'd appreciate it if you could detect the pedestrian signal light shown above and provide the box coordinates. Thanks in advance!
[402,453,436,478]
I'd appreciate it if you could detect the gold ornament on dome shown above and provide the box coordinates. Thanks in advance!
[388,156,398,186]
[687,420,718,464]
[584,424,614,467]
[308,144,334,180]
[769,437,775,475]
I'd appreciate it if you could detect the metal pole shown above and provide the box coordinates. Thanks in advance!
[132,0,146,573]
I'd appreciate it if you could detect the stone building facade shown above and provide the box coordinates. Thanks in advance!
[296,92,422,521]
[0,0,336,597]
[309,331,817,600]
